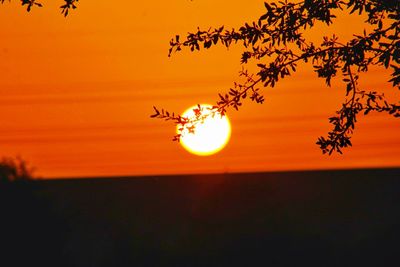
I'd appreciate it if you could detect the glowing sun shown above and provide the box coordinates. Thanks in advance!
[177,104,231,156]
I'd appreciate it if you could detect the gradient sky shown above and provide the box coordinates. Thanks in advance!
[1,0,399,178]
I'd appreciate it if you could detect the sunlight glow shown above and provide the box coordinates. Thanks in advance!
[178,104,231,156]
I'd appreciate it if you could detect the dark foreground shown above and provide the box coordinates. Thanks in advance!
[1,168,400,267]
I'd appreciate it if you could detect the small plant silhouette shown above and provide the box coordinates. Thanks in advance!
[151,0,400,155]
[0,156,35,183]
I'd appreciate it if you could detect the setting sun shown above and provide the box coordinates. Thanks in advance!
[177,104,231,156]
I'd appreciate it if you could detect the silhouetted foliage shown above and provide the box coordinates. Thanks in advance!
[0,168,69,266]
[0,157,69,267]
[0,156,35,184]
[152,0,400,155]
[1,0,78,16]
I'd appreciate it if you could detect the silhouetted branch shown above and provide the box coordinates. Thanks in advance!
[1,0,78,16]
[153,0,400,154]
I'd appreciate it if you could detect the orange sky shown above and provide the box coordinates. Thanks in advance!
[1,0,399,178]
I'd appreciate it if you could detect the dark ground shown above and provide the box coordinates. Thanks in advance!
[1,168,400,267]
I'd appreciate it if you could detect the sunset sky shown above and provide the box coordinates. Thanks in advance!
[1,0,399,178]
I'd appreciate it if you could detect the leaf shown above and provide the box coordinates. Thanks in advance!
[259,13,269,22]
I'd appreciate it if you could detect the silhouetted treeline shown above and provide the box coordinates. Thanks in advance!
[1,169,400,266]
[0,157,67,267]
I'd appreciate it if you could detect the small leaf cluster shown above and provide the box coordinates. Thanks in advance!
[21,0,42,12]
[60,0,78,17]
[1,0,78,16]
[155,0,400,155]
